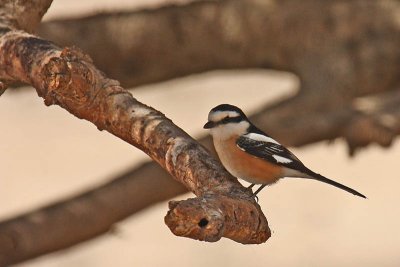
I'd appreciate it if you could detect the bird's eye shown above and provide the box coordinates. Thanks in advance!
[221,116,230,123]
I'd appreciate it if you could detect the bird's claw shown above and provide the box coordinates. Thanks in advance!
[254,195,259,202]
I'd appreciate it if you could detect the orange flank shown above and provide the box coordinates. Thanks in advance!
[214,136,282,184]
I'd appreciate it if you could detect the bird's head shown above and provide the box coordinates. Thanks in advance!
[204,104,250,140]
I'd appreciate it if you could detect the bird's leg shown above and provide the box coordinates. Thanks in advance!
[252,184,267,198]
[247,183,255,189]
[246,183,258,201]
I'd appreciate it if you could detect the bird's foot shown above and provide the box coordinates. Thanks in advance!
[254,195,259,202]
[251,184,267,201]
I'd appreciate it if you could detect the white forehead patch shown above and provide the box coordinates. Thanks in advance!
[244,133,280,145]
[272,155,292,164]
[208,110,240,122]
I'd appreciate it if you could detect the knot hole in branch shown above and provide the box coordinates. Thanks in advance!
[198,218,209,228]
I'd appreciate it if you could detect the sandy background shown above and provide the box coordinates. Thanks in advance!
[1,1,400,266]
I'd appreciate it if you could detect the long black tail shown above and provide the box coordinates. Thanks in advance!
[303,170,366,199]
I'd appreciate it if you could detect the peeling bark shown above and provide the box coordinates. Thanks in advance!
[38,0,400,153]
[2,0,400,264]
[39,0,400,95]
[0,0,53,32]
[166,195,269,244]
[0,3,270,264]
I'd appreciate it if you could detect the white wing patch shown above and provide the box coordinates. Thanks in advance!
[272,155,292,164]
[244,133,280,145]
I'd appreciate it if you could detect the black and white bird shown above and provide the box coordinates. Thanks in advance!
[203,104,366,198]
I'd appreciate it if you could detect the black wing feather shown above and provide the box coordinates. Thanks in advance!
[236,131,366,198]
[236,135,310,173]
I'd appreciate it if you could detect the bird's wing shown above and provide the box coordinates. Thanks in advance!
[237,133,367,198]
[236,133,309,173]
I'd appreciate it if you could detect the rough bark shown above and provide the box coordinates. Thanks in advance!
[2,0,400,264]
[0,2,270,265]
[0,0,53,32]
[38,0,400,153]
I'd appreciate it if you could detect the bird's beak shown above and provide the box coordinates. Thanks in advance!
[203,121,216,129]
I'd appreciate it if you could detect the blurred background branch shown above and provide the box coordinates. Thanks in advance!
[0,163,186,265]
[38,0,400,153]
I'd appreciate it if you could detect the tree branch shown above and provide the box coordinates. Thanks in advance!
[3,0,400,264]
[37,0,400,152]
[0,4,270,265]
[39,0,400,96]
[40,0,268,87]
[2,74,399,264]
[0,162,187,265]
[0,0,53,32]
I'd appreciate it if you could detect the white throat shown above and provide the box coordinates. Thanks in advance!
[210,121,250,140]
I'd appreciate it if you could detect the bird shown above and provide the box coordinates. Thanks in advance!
[203,104,366,198]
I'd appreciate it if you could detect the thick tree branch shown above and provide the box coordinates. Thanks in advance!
[2,0,400,264]
[39,0,400,97]
[40,0,269,87]
[2,77,399,264]
[165,194,269,243]
[37,0,400,152]
[0,7,269,266]
[0,0,53,32]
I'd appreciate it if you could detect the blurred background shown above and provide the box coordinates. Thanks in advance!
[1,0,400,266]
